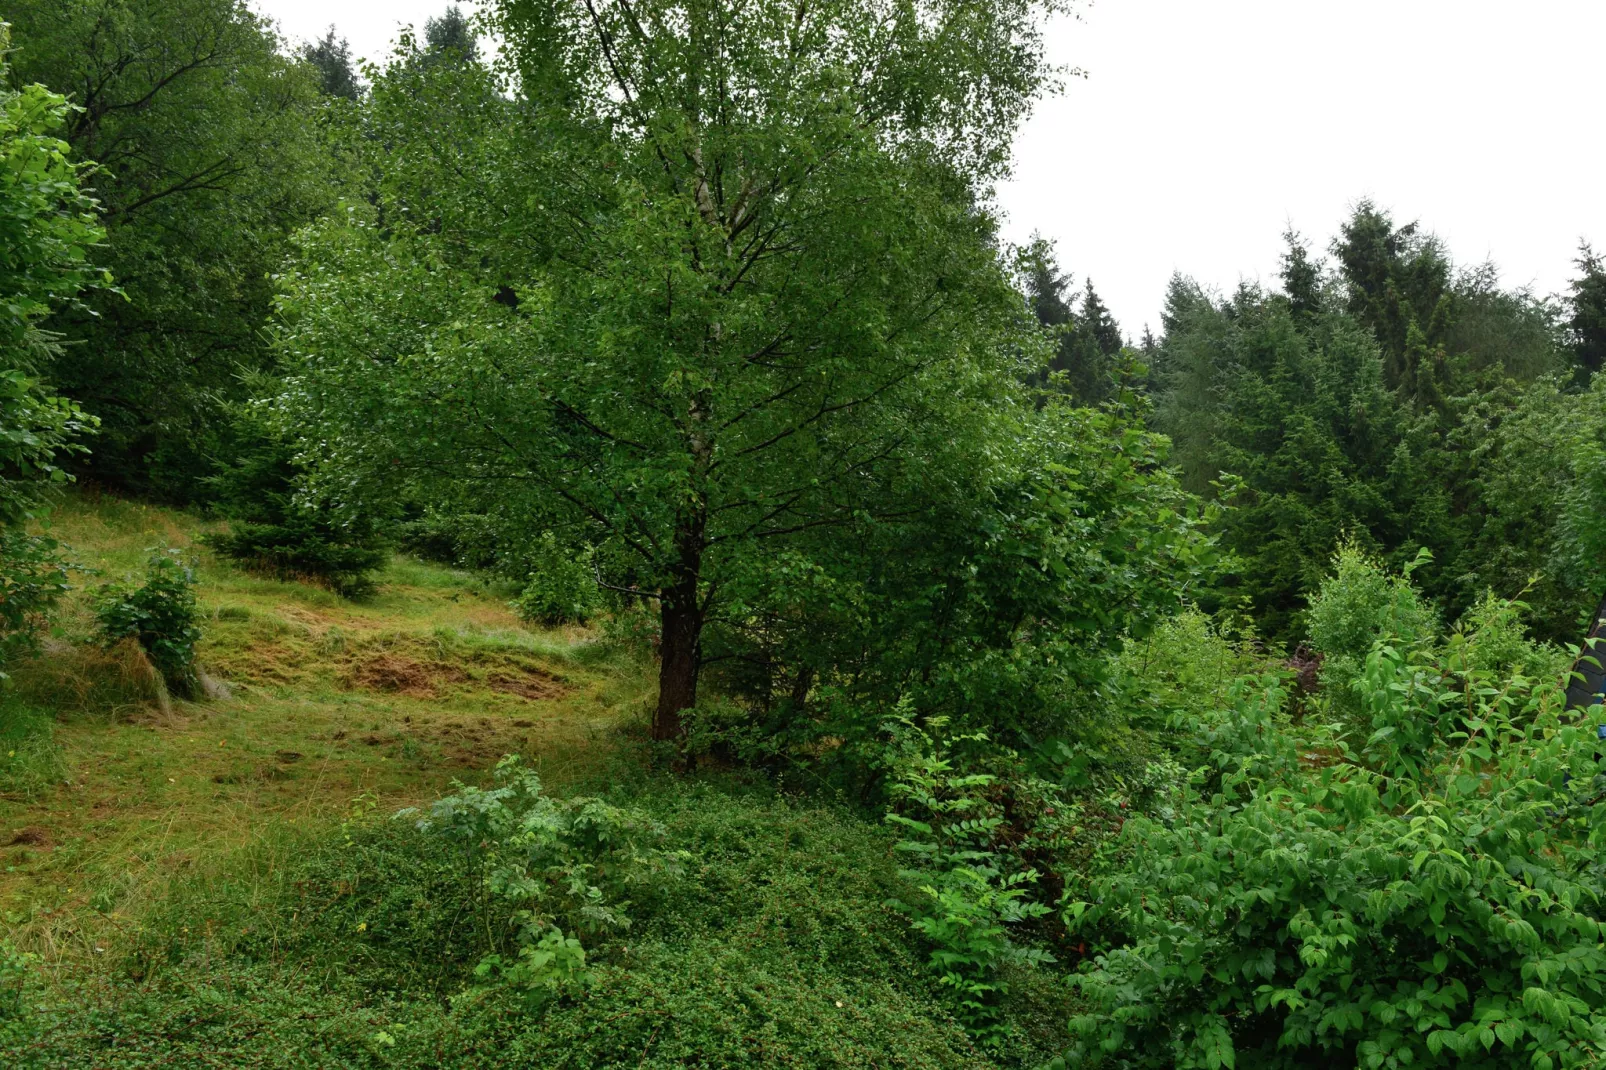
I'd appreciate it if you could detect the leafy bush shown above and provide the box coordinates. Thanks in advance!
[884,717,1055,1045]
[1306,543,1438,721]
[1061,600,1606,1070]
[1446,591,1572,685]
[0,528,71,672]
[400,755,684,1006]
[91,550,201,698]
[1110,608,1271,734]
[508,532,602,626]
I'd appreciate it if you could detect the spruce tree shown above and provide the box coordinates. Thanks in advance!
[302,27,362,100]
[1332,201,1453,401]
[1279,229,1322,317]
[1569,242,1606,379]
[424,6,478,62]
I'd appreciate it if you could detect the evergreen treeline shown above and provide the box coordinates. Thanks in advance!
[1153,210,1606,644]
[1027,208,1606,645]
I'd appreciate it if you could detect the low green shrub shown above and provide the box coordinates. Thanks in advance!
[1061,601,1606,1069]
[208,518,387,598]
[205,410,387,598]
[509,532,602,626]
[0,529,71,673]
[401,756,684,1006]
[90,550,201,698]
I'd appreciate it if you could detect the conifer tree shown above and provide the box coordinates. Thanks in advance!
[1332,202,1453,403]
[302,27,363,100]
[1569,242,1606,379]
[1279,229,1322,317]
[424,5,478,63]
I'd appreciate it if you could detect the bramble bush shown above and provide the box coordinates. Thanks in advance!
[1305,542,1438,725]
[401,756,685,1008]
[1059,595,1606,1069]
[92,549,202,698]
[883,716,1056,1046]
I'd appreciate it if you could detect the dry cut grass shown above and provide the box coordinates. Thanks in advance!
[0,493,655,964]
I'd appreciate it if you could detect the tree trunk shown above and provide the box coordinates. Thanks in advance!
[655,589,701,740]
[653,530,704,741]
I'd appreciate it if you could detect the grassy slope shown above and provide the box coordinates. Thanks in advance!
[1,493,652,958]
[0,495,1071,1068]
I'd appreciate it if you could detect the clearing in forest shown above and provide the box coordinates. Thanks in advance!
[0,493,653,959]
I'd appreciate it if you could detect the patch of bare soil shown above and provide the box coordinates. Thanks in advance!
[344,654,469,698]
[6,826,52,848]
[487,666,568,702]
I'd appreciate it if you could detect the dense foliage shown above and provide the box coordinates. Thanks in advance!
[1148,212,1606,643]
[3,0,340,498]
[1063,614,1606,1068]
[0,24,101,666]
[1,2,1604,1068]
[268,0,1216,747]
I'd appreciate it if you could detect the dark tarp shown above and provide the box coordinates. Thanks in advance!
[1565,593,1606,710]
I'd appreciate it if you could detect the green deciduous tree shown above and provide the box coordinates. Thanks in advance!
[270,0,1195,741]
[0,22,104,663]
[4,0,340,498]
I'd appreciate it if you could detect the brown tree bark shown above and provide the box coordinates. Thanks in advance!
[654,589,701,740]
[653,527,705,741]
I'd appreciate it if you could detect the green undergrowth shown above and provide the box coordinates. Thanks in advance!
[2,777,1071,1069]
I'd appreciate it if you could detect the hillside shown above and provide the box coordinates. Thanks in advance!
[1,493,645,951]
[0,494,1066,1069]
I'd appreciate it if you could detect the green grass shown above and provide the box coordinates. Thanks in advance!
[0,700,67,799]
[0,493,1072,1068]
[0,492,653,959]
[0,777,1072,1068]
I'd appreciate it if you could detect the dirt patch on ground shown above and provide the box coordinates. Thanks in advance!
[487,666,568,701]
[7,826,52,848]
[344,654,470,698]
[342,649,569,703]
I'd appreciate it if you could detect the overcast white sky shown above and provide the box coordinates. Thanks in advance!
[254,0,1606,335]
